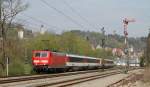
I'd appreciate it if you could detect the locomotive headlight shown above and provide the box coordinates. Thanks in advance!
[33,60,40,63]
[41,60,48,63]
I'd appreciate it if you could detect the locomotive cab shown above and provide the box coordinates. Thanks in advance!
[32,50,50,66]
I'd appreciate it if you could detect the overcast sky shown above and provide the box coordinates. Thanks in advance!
[17,0,150,37]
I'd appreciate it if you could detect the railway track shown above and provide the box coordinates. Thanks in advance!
[0,67,140,87]
[36,70,121,87]
[33,68,141,87]
[0,68,115,84]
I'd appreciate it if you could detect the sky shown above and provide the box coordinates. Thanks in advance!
[17,0,150,37]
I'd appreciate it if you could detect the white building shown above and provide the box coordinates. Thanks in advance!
[18,30,24,39]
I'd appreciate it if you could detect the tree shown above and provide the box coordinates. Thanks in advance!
[140,55,145,67]
[60,32,92,55]
[0,0,28,70]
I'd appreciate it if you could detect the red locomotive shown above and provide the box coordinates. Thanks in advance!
[32,50,114,72]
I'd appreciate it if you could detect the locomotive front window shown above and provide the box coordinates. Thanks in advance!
[41,53,47,57]
[34,52,48,57]
[35,53,40,57]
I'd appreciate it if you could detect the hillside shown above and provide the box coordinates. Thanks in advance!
[69,30,146,51]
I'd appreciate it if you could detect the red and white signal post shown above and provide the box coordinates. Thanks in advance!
[123,18,135,73]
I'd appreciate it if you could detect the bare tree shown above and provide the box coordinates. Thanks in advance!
[0,0,28,70]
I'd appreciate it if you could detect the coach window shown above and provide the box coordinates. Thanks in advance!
[90,59,99,63]
[69,57,83,63]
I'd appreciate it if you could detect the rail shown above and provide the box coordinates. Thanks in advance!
[0,68,116,84]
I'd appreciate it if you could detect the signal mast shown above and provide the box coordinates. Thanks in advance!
[123,18,135,73]
[123,18,135,45]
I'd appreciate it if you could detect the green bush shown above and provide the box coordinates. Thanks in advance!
[9,61,25,76]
